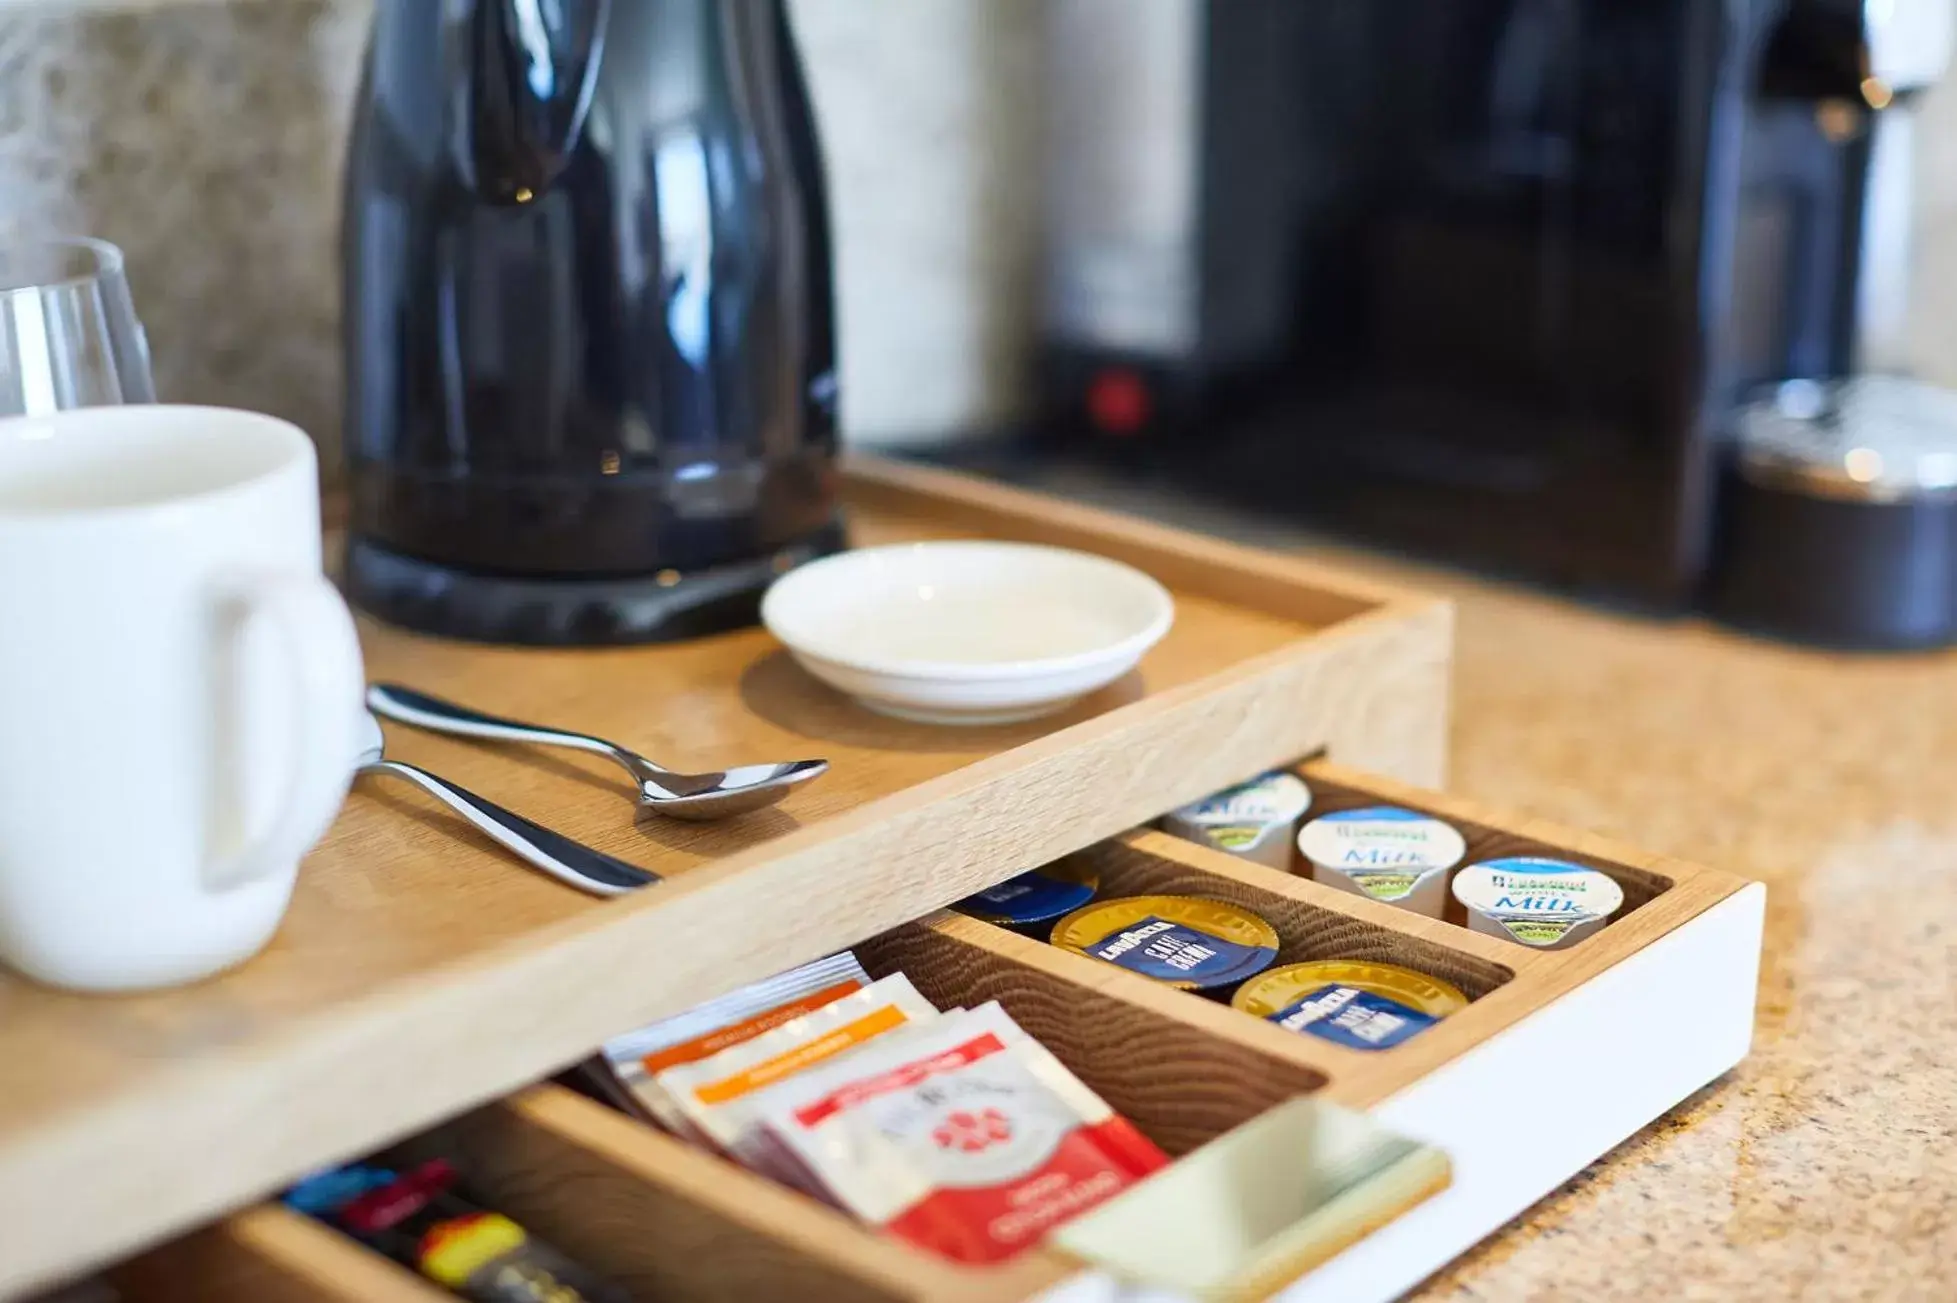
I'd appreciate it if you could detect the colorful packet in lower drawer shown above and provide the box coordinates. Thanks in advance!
[652,972,942,1162]
[751,1001,1170,1265]
[286,1159,629,1303]
[600,951,872,1131]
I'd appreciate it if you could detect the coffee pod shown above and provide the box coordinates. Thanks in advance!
[1161,770,1311,870]
[1233,960,1467,1051]
[953,860,1099,935]
[1051,895,1280,993]
[1451,857,1625,949]
[1296,807,1466,918]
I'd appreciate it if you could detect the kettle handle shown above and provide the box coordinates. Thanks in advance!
[450,0,611,204]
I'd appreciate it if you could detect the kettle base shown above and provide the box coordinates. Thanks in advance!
[345,521,848,646]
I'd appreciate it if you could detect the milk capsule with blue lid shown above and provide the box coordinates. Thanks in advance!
[1295,806,1466,918]
[1161,770,1311,870]
[1451,856,1626,949]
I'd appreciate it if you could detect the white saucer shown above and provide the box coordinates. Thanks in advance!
[760,540,1175,725]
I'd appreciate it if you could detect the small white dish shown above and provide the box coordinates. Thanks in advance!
[761,540,1175,725]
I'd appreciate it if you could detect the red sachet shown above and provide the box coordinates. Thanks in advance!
[750,1002,1168,1264]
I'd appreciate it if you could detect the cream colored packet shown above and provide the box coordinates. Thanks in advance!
[603,951,872,1132]
[655,972,941,1161]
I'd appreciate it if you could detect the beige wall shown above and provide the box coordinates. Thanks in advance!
[3,0,1957,462]
[0,0,368,456]
[794,0,1043,444]
[1907,73,1957,383]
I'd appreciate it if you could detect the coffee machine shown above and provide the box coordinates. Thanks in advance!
[1039,0,1957,644]
[1706,2,1957,645]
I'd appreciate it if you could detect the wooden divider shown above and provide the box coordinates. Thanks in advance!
[107,1207,445,1303]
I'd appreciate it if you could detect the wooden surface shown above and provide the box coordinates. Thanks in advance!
[0,457,1453,1299]
[108,1207,444,1303]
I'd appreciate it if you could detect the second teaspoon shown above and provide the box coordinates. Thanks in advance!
[356,712,657,897]
[367,683,828,821]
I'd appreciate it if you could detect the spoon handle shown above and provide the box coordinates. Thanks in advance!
[369,683,617,758]
[359,760,659,897]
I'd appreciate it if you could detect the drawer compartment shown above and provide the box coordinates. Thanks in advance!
[1296,764,1674,930]
[427,1086,1051,1303]
[112,759,1756,1303]
[1055,834,1515,1001]
[413,910,1340,1301]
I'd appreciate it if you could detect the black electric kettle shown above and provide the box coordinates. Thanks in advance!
[342,0,841,644]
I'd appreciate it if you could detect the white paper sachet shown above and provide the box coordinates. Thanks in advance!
[653,972,942,1161]
[747,1001,1170,1264]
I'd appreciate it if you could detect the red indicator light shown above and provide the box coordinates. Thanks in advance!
[1086,368,1151,435]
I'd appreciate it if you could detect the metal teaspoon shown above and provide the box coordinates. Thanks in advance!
[355,711,657,897]
[366,683,829,821]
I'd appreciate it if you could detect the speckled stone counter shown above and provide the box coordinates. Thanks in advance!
[1023,473,1957,1302]
[1405,568,1957,1302]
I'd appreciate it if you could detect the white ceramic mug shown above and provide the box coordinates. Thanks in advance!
[0,405,364,990]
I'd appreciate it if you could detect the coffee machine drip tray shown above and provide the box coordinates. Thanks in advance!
[346,521,847,647]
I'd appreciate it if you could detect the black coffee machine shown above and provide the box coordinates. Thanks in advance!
[1038,0,1957,645]
[342,0,841,645]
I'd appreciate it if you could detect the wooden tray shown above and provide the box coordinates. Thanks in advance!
[0,458,1453,1298]
[116,761,1762,1303]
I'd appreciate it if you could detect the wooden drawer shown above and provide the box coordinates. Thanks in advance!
[114,761,1758,1303]
[109,909,1335,1303]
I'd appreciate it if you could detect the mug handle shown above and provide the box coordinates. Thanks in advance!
[204,572,366,893]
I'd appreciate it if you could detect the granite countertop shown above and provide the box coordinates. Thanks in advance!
[1382,560,1955,1301]
[1005,469,1956,1301]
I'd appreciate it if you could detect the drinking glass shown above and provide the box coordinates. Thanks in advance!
[0,236,154,417]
